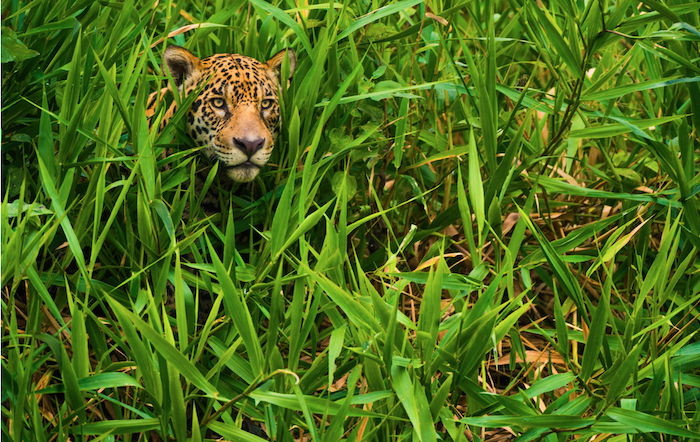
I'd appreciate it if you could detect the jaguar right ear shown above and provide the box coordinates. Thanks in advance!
[163,45,202,87]
[266,48,296,83]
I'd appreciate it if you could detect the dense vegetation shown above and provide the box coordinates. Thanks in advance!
[2,0,699,440]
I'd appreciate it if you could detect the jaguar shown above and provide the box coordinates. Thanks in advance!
[152,45,295,182]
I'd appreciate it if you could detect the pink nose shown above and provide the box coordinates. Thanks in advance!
[234,137,265,157]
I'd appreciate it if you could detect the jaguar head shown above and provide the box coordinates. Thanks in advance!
[163,45,295,182]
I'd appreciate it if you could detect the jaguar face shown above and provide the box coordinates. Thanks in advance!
[163,45,295,182]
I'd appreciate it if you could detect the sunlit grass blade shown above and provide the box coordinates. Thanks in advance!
[579,269,611,381]
[605,407,700,438]
[390,364,437,442]
[335,0,423,42]
[205,236,264,377]
[107,297,220,399]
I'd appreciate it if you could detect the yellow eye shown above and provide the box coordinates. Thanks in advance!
[261,99,275,110]
[210,97,226,109]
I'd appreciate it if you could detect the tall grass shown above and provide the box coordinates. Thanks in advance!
[2,0,699,440]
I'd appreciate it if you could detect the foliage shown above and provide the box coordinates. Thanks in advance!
[2,0,699,440]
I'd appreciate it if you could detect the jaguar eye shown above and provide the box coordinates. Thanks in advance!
[261,99,275,110]
[210,97,226,109]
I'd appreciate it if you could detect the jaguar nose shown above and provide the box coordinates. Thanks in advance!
[233,137,265,157]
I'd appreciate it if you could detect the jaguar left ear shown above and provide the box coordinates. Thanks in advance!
[266,49,296,82]
[163,45,202,87]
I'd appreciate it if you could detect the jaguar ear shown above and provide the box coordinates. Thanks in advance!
[266,48,296,82]
[163,45,201,86]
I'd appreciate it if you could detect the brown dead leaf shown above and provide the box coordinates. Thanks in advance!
[148,23,225,50]
[425,12,448,26]
[442,224,459,237]
[34,370,53,401]
[179,9,196,23]
[554,167,580,186]
[502,212,520,236]
[329,372,349,393]
[493,349,566,366]
[634,186,655,194]
[414,253,462,271]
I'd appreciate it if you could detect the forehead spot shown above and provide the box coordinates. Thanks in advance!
[200,57,277,99]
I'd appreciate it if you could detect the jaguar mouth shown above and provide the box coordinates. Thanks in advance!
[226,161,260,169]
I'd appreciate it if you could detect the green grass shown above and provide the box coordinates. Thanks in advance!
[2,0,700,440]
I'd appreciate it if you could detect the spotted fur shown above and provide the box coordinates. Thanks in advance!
[156,45,296,182]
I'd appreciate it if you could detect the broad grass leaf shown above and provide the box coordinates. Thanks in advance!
[71,418,160,435]
[304,265,379,333]
[208,421,268,442]
[457,166,479,263]
[468,130,485,242]
[461,415,595,429]
[69,307,89,378]
[37,372,140,394]
[417,262,443,363]
[569,115,685,138]
[327,325,346,387]
[517,207,587,316]
[26,266,65,327]
[206,237,264,377]
[270,169,296,255]
[93,52,133,137]
[390,365,437,442]
[335,0,423,42]
[274,199,333,261]
[293,382,320,441]
[36,333,83,413]
[1,26,38,62]
[604,343,644,404]
[587,218,649,276]
[523,373,575,399]
[324,78,454,106]
[390,271,482,293]
[38,88,57,181]
[393,97,410,169]
[107,298,220,399]
[249,0,312,54]
[535,176,680,207]
[248,391,381,417]
[528,6,582,76]
[325,365,363,441]
[169,367,187,441]
[36,154,89,283]
[552,288,569,359]
[582,76,700,101]
[20,17,78,36]
[409,145,470,170]
[429,373,452,421]
[606,407,700,438]
[580,272,611,381]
